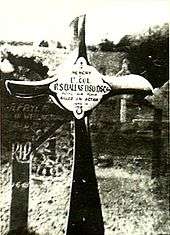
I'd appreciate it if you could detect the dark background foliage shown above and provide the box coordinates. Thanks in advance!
[89,23,169,88]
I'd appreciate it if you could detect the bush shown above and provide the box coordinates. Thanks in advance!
[39,40,49,47]
[98,39,115,52]
[116,23,169,88]
[87,45,98,52]
[56,41,63,49]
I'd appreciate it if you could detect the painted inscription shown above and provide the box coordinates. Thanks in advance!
[49,57,111,119]
[13,182,29,189]
[4,102,61,133]
[12,142,32,163]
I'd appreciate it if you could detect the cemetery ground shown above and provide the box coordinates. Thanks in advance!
[1,45,169,234]
[1,154,170,235]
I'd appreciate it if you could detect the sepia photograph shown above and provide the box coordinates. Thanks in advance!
[0,0,169,234]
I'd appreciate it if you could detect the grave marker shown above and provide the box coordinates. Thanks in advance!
[10,142,31,231]
[1,87,72,233]
[4,14,153,235]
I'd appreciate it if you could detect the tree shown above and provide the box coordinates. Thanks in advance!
[116,35,133,52]
[116,23,169,88]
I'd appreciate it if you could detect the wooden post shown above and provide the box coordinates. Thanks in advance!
[152,108,162,178]
[9,142,31,233]
[66,118,104,235]
[116,59,130,123]
[120,95,127,123]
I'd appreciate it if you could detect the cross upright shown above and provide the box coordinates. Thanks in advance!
[5,14,153,235]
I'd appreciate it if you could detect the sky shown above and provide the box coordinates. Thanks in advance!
[0,0,169,45]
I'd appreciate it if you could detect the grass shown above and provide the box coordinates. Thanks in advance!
[1,162,169,235]
[96,166,170,235]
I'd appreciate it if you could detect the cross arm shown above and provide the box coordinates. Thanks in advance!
[5,80,50,98]
[4,48,80,99]
[103,74,153,97]
[5,78,68,109]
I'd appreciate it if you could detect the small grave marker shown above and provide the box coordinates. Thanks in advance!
[10,142,31,231]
